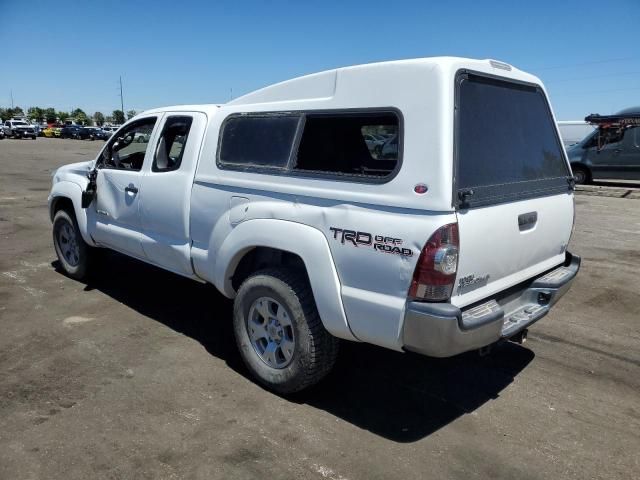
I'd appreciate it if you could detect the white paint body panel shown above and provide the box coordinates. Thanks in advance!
[48,56,575,354]
[138,112,208,276]
[452,194,573,308]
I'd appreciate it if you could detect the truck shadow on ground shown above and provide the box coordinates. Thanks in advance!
[54,250,534,443]
[590,180,640,189]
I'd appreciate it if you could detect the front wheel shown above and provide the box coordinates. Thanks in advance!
[52,209,92,280]
[233,268,339,394]
[572,165,590,185]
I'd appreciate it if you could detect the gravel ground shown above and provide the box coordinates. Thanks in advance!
[1,138,639,480]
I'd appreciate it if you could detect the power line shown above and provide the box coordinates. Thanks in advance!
[529,56,637,72]
[545,71,640,84]
[550,86,640,96]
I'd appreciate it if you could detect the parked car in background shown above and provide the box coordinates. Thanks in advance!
[363,133,385,151]
[0,128,5,139]
[101,126,120,137]
[134,131,151,143]
[567,107,640,184]
[43,126,56,137]
[3,120,37,139]
[84,127,109,140]
[28,123,42,137]
[379,133,399,158]
[60,125,91,139]
[557,121,596,148]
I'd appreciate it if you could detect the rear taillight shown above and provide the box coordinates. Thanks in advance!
[409,223,459,302]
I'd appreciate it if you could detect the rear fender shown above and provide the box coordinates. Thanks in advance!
[215,219,357,342]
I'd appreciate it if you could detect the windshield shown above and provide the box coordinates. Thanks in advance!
[14,121,28,126]
[455,73,571,208]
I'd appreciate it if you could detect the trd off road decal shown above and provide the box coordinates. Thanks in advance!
[329,227,413,257]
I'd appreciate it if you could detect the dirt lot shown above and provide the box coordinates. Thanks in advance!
[1,138,639,480]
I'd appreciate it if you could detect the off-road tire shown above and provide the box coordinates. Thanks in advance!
[52,209,92,281]
[233,268,339,394]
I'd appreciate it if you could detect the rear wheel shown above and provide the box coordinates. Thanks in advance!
[52,209,92,280]
[572,165,590,185]
[233,268,339,394]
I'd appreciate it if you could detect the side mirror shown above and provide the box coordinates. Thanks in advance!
[81,190,95,208]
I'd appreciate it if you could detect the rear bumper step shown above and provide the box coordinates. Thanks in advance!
[402,252,580,357]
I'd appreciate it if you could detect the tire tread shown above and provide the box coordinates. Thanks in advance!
[237,267,339,393]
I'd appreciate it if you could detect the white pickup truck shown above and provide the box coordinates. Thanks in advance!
[48,57,580,393]
[3,119,38,139]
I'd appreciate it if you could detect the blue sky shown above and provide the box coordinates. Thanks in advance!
[1,0,638,119]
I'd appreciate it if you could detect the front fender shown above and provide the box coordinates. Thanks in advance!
[48,181,96,247]
[214,219,358,342]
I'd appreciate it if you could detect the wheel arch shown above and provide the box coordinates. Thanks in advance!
[570,162,592,182]
[214,219,357,342]
[48,182,96,246]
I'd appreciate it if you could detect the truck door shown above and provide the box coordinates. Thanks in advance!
[92,116,159,258]
[616,126,640,180]
[138,112,207,276]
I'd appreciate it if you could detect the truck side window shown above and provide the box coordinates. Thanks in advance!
[101,117,157,171]
[216,110,401,181]
[218,115,300,168]
[294,112,399,177]
[153,116,193,172]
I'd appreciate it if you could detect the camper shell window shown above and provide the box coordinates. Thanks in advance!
[217,109,401,182]
[218,115,300,169]
[454,71,571,209]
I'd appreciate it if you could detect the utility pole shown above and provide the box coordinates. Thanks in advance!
[119,76,124,113]
[10,90,14,108]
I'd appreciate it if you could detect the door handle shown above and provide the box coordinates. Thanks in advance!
[518,211,538,231]
[613,149,622,155]
[125,185,138,194]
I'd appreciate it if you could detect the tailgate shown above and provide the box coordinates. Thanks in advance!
[451,71,574,308]
[452,193,573,308]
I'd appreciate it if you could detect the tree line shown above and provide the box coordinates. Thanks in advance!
[0,106,139,126]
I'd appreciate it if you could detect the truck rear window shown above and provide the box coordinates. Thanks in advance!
[455,73,571,208]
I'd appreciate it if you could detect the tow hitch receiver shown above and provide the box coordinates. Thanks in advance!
[510,329,528,345]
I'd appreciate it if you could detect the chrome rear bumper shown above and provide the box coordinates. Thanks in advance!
[402,252,581,357]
